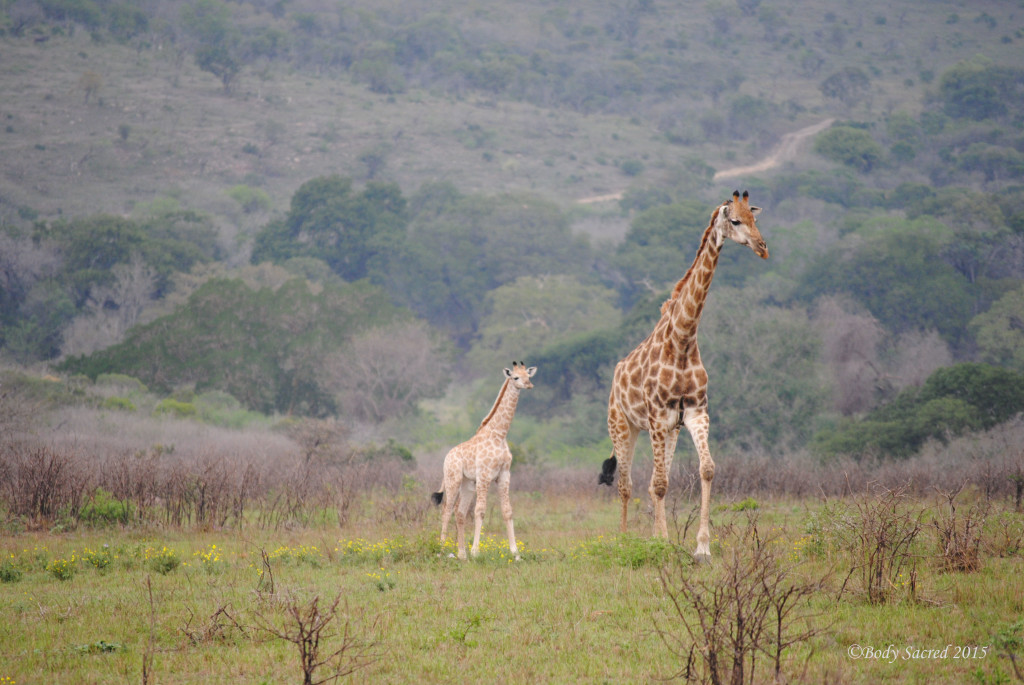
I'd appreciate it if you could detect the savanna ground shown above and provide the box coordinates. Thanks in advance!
[2,453,1024,685]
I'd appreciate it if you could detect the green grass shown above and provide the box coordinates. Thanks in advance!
[1,495,1021,683]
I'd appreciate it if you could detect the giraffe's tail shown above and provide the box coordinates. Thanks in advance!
[598,453,617,486]
[431,489,444,506]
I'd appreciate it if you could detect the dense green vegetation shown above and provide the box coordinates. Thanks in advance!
[1,0,1024,464]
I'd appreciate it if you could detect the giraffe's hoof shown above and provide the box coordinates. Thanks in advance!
[693,551,712,565]
[446,553,456,559]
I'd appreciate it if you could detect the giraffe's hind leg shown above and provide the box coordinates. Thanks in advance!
[438,452,460,552]
[455,478,475,561]
[608,402,639,533]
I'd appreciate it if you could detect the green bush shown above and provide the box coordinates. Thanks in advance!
[153,398,197,419]
[227,184,272,214]
[47,555,76,581]
[619,159,644,176]
[0,558,23,583]
[79,488,130,526]
[813,125,884,172]
[146,546,180,575]
[731,497,760,512]
[101,396,136,412]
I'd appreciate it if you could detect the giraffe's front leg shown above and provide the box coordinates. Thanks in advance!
[649,420,679,539]
[684,407,714,563]
[496,467,519,560]
[471,477,491,559]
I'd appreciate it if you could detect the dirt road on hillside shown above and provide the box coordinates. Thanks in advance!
[576,118,835,203]
[712,118,835,181]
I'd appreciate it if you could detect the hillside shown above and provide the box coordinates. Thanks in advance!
[1,31,658,236]
[2,0,1024,463]
[2,0,1022,240]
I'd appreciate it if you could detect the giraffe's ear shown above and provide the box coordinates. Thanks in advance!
[750,205,762,216]
[504,367,513,379]
[526,366,537,377]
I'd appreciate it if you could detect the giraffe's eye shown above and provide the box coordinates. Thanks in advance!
[730,219,741,226]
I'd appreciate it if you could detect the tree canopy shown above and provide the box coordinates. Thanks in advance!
[60,276,403,416]
[812,363,1024,459]
[251,175,408,284]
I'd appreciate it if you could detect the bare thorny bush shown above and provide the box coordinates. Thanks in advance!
[932,482,989,573]
[0,444,91,526]
[250,592,381,685]
[821,483,925,604]
[658,514,832,685]
[0,415,413,530]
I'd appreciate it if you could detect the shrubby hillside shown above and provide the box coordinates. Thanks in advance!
[2,0,1024,463]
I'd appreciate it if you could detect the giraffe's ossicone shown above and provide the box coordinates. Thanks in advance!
[601,191,768,562]
[432,362,536,561]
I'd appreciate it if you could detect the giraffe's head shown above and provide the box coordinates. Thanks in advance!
[504,361,537,389]
[716,190,768,259]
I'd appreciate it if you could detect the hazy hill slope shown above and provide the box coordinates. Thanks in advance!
[0,32,663,232]
[2,0,1023,240]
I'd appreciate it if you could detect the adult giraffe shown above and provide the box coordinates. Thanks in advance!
[600,191,768,562]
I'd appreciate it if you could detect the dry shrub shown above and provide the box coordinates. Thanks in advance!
[155,451,243,529]
[932,483,988,573]
[0,445,91,525]
[180,605,248,646]
[986,509,1024,559]
[832,483,925,604]
[658,514,830,685]
[251,592,380,685]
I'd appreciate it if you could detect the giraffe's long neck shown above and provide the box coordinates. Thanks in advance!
[477,379,521,439]
[666,210,723,340]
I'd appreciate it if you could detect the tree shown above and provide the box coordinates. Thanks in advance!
[467,275,620,374]
[956,143,1024,183]
[796,218,974,347]
[326,320,451,423]
[106,3,149,42]
[812,363,1024,459]
[389,191,592,346]
[905,188,1010,283]
[60,256,158,358]
[813,126,883,173]
[819,67,870,108]
[59,277,404,416]
[180,0,242,93]
[938,56,1023,121]
[195,44,240,93]
[34,213,216,305]
[251,176,408,285]
[971,286,1024,372]
[700,287,828,456]
[726,94,778,141]
[814,296,884,415]
[4,280,75,362]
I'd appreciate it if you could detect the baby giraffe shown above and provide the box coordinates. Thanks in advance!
[432,362,536,560]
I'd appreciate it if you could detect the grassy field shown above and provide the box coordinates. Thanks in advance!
[2,489,1022,684]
